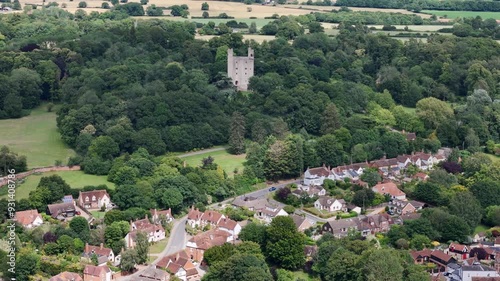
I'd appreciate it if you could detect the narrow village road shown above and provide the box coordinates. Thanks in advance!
[118,216,187,281]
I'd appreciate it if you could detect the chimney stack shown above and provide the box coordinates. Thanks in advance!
[100,243,103,249]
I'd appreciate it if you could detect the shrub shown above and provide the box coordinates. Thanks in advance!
[201,2,209,10]
[78,1,86,7]
[202,11,209,18]
[101,2,109,8]
[140,0,148,4]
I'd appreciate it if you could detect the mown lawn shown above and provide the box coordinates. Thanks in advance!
[149,239,169,254]
[292,271,321,281]
[422,10,500,20]
[474,224,489,234]
[0,171,115,200]
[0,104,75,168]
[486,153,500,163]
[180,149,246,177]
[90,211,106,219]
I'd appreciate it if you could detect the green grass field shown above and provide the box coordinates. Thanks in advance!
[90,211,106,219]
[149,239,169,254]
[179,149,246,177]
[474,224,489,234]
[0,104,75,168]
[422,10,500,20]
[486,153,500,163]
[0,171,115,200]
[168,17,272,28]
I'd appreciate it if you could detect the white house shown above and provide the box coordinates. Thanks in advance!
[460,264,500,281]
[217,217,242,240]
[186,207,203,228]
[303,166,334,186]
[314,196,347,212]
[78,190,111,210]
[14,209,43,228]
[125,216,165,248]
[292,184,326,198]
[254,204,288,224]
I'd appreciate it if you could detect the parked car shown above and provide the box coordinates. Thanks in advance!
[268,187,277,192]
[75,211,81,215]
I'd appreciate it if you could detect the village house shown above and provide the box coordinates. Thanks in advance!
[50,272,83,281]
[82,243,115,266]
[15,209,43,228]
[217,217,241,239]
[459,264,500,281]
[254,203,288,224]
[357,213,394,236]
[186,207,203,228]
[46,202,76,220]
[292,184,326,198]
[372,181,406,200]
[314,196,347,212]
[137,267,170,281]
[231,196,268,211]
[186,228,231,262]
[83,265,112,281]
[388,199,425,215]
[200,210,225,228]
[321,218,359,238]
[78,190,111,210]
[62,195,74,204]
[473,232,487,243]
[156,250,198,281]
[150,208,173,224]
[449,243,470,256]
[290,214,314,232]
[303,165,334,185]
[410,249,456,272]
[413,172,429,182]
[125,216,165,248]
[331,163,368,181]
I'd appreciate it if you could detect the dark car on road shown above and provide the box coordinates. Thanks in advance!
[268,187,277,192]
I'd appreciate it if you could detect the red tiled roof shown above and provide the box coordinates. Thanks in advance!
[201,210,223,224]
[79,190,109,202]
[15,209,42,226]
[150,208,172,219]
[430,250,453,263]
[307,166,331,177]
[157,250,190,268]
[84,244,112,257]
[188,228,230,250]
[49,272,83,281]
[411,249,432,260]
[187,208,203,220]
[217,217,238,230]
[372,181,405,198]
[449,243,467,252]
[83,265,110,277]
[166,262,182,274]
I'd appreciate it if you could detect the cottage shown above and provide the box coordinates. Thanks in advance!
[449,243,469,255]
[290,214,313,232]
[78,190,111,210]
[292,184,326,198]
[357,213,394,236]
[254,204,288,224]
[125,216,165,248]
[47,202,76,220]
[231,196,268,211]
[303,165,334,185]
[314,196,346,212]
[186,228,231,262]
[372,181,406,200]
[82,243,115,266]
[83,265,111,281]
[15,209,43,228]
[150,208,173,224]
[410,249,456,272]
[50,272,83,281]
[388,199,425,215]
[217,217,241,239]
[156,250,198,281]
[186,207,203,228]
[200,210,225,227]
[321,218,358,238]
[137,267,170,281]
[414,172,429,181]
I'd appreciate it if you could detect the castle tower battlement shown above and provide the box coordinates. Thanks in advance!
[227,48,254,91]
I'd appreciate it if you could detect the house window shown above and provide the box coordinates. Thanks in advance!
[85,197,89,202]
[92,196,96,201]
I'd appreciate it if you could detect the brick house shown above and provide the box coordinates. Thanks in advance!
[15,209,43,228]
[83,265,111,281]
[78,190,111,210]
[50,272,83,281]
[186,229,231,262]
[82,243,115,266]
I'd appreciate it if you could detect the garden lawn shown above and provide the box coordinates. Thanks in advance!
[474,224,489,234]
[422,10,500,20]
[0,171,115,200]
[180,149,246,177]
[90,211,106,219]
[0,104,75,168]
[486,154,500,163]
[149,239,169,254]
[292,270,321,281]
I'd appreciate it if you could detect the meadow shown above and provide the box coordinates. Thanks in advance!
[422,10,500,20]
[0,105,75,168]
[0,170,115,200]
[179,149,246,177]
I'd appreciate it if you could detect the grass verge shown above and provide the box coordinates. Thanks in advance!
[0,104,75,168]
[149,239,169,254]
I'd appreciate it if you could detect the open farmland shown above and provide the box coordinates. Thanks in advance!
[196,33,276,43]
[422,10,500,20]
[179,149,246,177]
[284,4,433,18]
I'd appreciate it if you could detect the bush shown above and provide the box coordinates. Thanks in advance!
[202,11,209,18]
[284,205,295,214]
[140,0,148,4]
[78,1,87,8]
[120,0,128,3]
[101,2,110,8]
[146,4,163,16]
[201,2,209,10]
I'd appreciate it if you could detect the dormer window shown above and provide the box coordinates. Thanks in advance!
[85,197,89,202]
[92,196,96,201]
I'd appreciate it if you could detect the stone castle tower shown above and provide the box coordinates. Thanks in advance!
[227,48,254,91]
